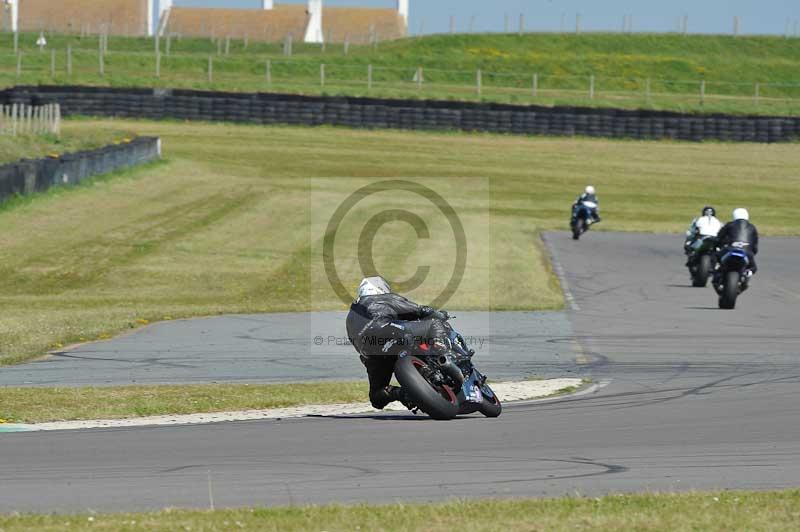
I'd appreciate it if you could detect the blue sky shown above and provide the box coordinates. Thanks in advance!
[174,1,799,36]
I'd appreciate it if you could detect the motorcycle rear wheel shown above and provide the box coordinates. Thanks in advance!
[692,254,712,287]
[394,355,459,420]
[719,270,740,309]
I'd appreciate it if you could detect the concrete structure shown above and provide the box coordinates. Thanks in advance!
[397,0,408,30]
[9,0,18,33]
[304,0,323,43]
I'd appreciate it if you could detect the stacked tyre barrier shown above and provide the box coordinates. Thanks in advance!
[0,137,160,203]
[1,85,799,143]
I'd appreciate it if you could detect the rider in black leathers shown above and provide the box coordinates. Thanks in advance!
[716,208,759,274]
[346,277,450,410]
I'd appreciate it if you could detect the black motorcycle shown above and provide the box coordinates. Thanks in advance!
[571,201,598,240]
[394,318,501,420]
[686,236,717,287]
[713,244,752,309]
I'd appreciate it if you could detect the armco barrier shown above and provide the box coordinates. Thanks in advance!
[0,137,160,203]
[1,85,799,143]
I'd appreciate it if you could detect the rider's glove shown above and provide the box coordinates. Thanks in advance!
[433,310,449,321]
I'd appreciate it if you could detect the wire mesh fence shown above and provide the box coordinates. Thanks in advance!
[1,40,799,114]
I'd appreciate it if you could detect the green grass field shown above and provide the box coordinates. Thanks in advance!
[0,119,798,366]
[0,382,369,423]
[2,490,799,531]
[3,32,800,114]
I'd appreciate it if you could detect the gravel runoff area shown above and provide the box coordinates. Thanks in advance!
[0,378,584,432]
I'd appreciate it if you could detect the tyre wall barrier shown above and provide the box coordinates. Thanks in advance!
[2,85,799,143]
[0,136,161,203]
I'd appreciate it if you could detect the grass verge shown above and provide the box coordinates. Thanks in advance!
[3,32,800,115]
[0,129,133,165]
[0,119,798,366]
[1,491,799,531]
[0,382,368,424]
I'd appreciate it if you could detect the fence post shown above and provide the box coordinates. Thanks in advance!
[733,16,740,37]
[450,15,455,34]
[700,80,706,105]
[645,78,651,104]
[156,51,161,78]
[208,56,213,83]
[476,69,482,96]
[519,13,525,35]
[367,64,373,90]
[225,36,231,56]
[12,103,18,137]
[576,13,581,34]
[13,31,18,54]
[67,45,73,76]
[26,104,32,134]
[344,35,350,55]
[532,73,538,97]
[320,63,325,88]
[417,67,423,91]
[99,47,105,76]
[265,59,272,84]
[589,75,595,99]
[217,38,222,56]
[54,103,61,137]
[50,49,56,77]
[16,52,21,79]
[754,82,760,106]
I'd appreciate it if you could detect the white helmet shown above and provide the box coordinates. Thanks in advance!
[357,276,391,299]
[732,208,749,221]
[585,186,596,195]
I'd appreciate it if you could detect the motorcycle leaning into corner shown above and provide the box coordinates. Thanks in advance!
[394,316,501,420]
[712,243,754,309]
[571,200,600,240]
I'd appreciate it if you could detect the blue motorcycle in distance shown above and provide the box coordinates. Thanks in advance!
[571,201,599,240]
[713,244,752,309]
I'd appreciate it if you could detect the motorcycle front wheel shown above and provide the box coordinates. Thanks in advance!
[572,218,584,240]
[394,356,460,420]
[479,388,502,418]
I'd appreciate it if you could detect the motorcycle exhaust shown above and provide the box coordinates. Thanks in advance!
[437,354,465,386]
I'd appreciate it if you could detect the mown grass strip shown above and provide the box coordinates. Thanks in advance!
[0,382,369,424]
[1,491,799,531]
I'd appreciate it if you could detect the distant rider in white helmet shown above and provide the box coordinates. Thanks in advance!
[684,205,722,265]
[345,276,451,410]
[572,185,601,224]
[716,208,759,275]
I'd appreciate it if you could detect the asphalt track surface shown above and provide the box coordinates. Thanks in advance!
[2,232,799,513]
[0,312,575,386]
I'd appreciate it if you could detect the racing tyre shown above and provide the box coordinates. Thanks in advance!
[692,254,712,287]
[572,219,584,240]
[479,390,502,418]
[394,355,459,420]
[718,270,740,309]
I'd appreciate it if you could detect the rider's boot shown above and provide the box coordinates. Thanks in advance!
[372,385,414,410]
[386,386,415,410]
